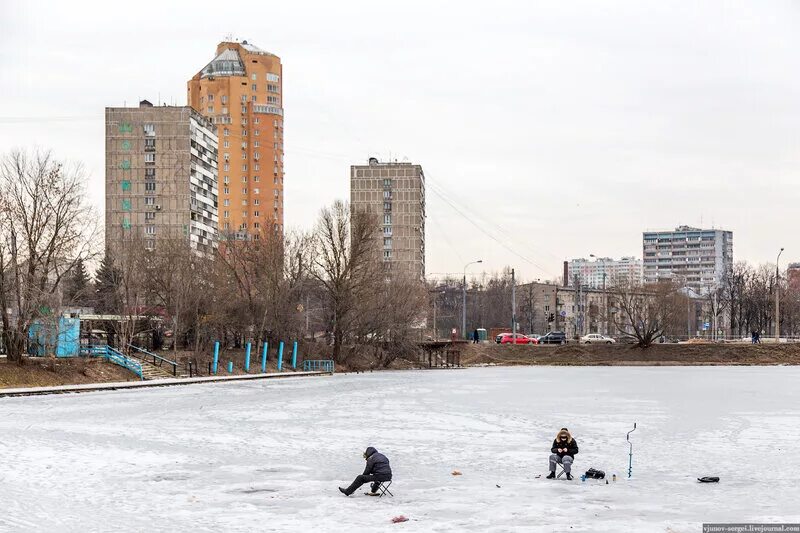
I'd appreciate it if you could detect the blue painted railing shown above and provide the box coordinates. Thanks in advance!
[303,360,335,373]
[104,346,144,380]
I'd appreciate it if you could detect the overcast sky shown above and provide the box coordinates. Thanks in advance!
[2,0,798,281]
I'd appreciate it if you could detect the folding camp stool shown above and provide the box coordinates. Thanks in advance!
[376,480,393,497]
[556,463,567,479]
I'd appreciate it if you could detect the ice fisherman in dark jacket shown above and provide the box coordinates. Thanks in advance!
[547,427,579,480]
[339,447,392,496]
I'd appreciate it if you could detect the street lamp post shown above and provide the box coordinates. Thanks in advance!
[776,247,784,342]
[463,260,483,339]
[429,289,446,341]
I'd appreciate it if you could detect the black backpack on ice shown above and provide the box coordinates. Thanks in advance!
[584,468,605,479]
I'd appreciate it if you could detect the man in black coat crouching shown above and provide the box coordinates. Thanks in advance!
[339,447,392,496]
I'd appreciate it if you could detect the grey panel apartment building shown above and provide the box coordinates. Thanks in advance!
[567,256,643,288]
[105,100,219,256]
[642,225,733,289]
[350,158,425,280]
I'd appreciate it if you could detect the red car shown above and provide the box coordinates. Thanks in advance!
[497,333,535,345]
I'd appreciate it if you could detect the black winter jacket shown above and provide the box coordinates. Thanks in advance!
[551,438,579,458]
[363,447,392,478]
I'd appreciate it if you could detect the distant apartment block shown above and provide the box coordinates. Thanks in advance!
[188,40,283,238]
[642,226,733,289]
[350,158,425,280]
[567,256,643,288]
[105,100,218,256]
[788,263,800,291]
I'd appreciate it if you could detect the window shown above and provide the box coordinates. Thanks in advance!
[254,129,259,136]
[242,211,248,218]
[242,164,248,171]
[223,141,229,148]
[223,128,229,136]
[273,177,278,184]
[221,95,228,104]
[254,152,260,160]
[144,138,155,150]
[223,199,229,206]
[241,106,247,114]
[241,95,247,103]
[251,84,257,91]
[384,238,392,248]
[384,214,391,224]
[241,152,247,160]
[145,182,156,192]
[274,190,279,197]
[267,96,279,104]
[251,95,257,102]
[254,163,260,170]
[273,200,278,207]
[242,129,248,136]
[267,84,279,93]
[241,176,248,183]
[267,73,279,82]
[208,94,214,102]
[242,188,248,194]
[383,190,391,199]
[253,188,259,194]
[223,211,229,218]
[145,197,155,206]
[254,222,260,229]
[224,153,230,161]
[222,107,228,114]
[254,199,260,205]
[242,199,248,206]
[145,168,155,178]
[254,117,260,124]
[383,250,392,259]
[143,123,155,135]
[145,212,155,220]
[254,141,260,147]
[241,141,248,148]
[223,163,229,171]
[223,187,229,194]
[207,106,214,113]
[145,225,156,235]
[242,118,247,125]
[251,73,257,81]
[224,222,230,230]
[144,153,155,164]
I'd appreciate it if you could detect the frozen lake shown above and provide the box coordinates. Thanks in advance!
[2,366,799,532]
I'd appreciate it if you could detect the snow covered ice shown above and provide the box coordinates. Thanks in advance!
[2,366,800,532]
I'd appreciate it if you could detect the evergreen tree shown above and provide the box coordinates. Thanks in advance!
[64,257,91,307]
[94,252,121,314]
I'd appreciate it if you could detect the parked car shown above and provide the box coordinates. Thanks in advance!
[495,332,511,344]
[526,335,541,344]
[498,333,533,345]
[538,331,567,345]
[579,333,616,344]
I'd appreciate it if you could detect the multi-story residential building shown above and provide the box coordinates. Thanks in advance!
[105,100,218,256]
[188,40,283,238]
[567,256,643,288]
[788,263,800,291]
[642,225,733,290]
[350,158,425,280]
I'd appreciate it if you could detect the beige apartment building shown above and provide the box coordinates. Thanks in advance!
[350,158,426,280]
[105,100,218,257]
[188,40,284,239]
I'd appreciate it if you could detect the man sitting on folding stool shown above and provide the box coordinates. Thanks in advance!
[339,446,393,496]
[547,427,579,480]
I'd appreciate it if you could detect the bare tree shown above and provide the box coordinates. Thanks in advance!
[311,201,382,363]
[0,149,99,362]
[608,280,686,348]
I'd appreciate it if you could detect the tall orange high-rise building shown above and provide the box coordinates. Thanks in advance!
[188,40,284,239]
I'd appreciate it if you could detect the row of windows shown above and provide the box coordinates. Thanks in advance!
[248,72,280,82]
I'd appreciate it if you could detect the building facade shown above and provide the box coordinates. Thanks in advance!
[788,262,800,291]
[188,40,283,238]
[350,158,425,279]
[643,226,733,290]
[105,100,218,256]
[567,256,643,288]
